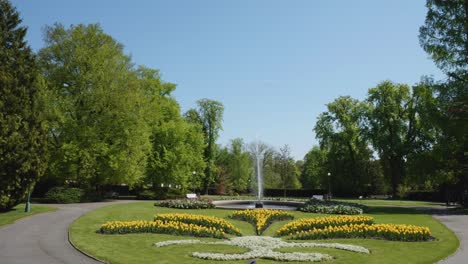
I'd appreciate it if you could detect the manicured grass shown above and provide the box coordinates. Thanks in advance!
[335,198,445,207]
[70,202,458,264]
[0,204,56,226]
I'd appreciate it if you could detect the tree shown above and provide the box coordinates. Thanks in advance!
[364,81,437,197]
[419,0,468,79]
[275,145,301,196]
[141,67,205,193]
[315,96,374,196]
[226,138,252,193]
[185,99,224,194]
[419,0,468,202]
[0,0,48,211]
[301,146,327,189]
[39,24,151,191]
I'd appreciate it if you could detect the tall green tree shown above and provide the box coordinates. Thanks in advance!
[301,146,328,189]
[419,0,468,200]
[140,67,205,192]
[364,81,437,197]
[315,96,373,196]
[39,24,151,191]
[275,145,301,196]
[0,0,48,210]
[185,99,224,194]
[226,138,252,193]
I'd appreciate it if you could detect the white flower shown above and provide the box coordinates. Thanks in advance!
[155,236,370,262]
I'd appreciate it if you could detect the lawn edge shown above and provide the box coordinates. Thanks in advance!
[68,225,107,264]
[431,215,461,263]
[0,204,57,227]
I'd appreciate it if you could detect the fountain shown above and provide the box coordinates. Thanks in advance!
[213,141,302,210]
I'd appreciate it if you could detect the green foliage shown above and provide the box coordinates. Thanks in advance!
[44,187,84,203]
[301,146,327,189]
[185,99,224,193]
[144,69,206,191]
[314,96,379,196]
[0,0,48,211]
[419,0,468,77]
[154,199,215,209]
[299,204,363,215]
[39,24,151,189]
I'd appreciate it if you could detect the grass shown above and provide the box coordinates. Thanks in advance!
[335,198,445,207]
[70,202,458,264]
[0,204,56,227]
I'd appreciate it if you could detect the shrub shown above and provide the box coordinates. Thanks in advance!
[44,187,84,203]
[230,209,294,235]
[154,199,215,209]
[137,190,157,200]
[298,198,367,214]
[299,204,363,215]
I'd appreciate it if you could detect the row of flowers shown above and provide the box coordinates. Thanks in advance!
[154,199,215,209]
[155,236,370,262]
[153,213,241,235]
[230,209,294,235]
[276,215,374,236]
[99,220,228,238]
[287,223,432,241]
[299,204,364,215]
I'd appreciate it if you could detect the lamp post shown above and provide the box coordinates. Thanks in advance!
[327,172,331,200]
[192,171,196,193]
[24,189,31,213]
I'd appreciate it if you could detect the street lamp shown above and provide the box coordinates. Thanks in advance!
[192,171,196,193]
[327,172,331,200]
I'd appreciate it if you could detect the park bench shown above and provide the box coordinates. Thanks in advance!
[186,193,197,199]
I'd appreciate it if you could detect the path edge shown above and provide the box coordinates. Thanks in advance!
[67,221,106,263]
[433,215,462,263]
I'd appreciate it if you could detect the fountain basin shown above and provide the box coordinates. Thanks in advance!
[213,200,303,211]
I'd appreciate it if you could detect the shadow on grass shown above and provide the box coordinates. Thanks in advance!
[367,206,468,216]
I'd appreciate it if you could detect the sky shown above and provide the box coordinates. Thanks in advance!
[12,0,444,160]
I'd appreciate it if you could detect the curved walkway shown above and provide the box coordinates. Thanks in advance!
[0,201,467,264]
[434,214,468,264]
[0,201,135,264]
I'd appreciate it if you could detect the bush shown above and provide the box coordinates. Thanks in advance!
[44,187,84,203]
[154,199,215,209]
[137,190,157,200]
[299,204,363,215]
[298,198,368,214]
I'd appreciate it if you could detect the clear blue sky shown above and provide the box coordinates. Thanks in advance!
[13,0,443,160]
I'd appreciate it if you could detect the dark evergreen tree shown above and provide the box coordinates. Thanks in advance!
[0,0,48,211]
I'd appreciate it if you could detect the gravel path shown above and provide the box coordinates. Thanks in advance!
[0,201,135,264]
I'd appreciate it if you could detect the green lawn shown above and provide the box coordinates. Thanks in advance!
[0,204,56,227]
[335,198,445,207]
[70,202,458,264]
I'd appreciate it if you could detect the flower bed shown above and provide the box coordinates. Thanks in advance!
[288,223,432,241]
[276,215,374,236]
[155,236,370,262]
[154,198,215,209]
[299,204,363,215]
[230,209,293,235]
[154,213,241,235]
[99,220,227,238]
[299,198,367,214]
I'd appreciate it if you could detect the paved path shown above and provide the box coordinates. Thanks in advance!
[434,214,468,264]
[0,201,135,264]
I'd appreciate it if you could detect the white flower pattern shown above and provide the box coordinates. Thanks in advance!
[155,236,370,262]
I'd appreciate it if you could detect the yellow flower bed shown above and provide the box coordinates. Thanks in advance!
[100,220,227,238]
[276,215,374,236]
[154,213,241,235]
[230,209,294,235]
[288,223,432,241]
